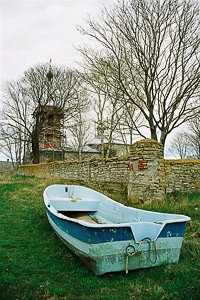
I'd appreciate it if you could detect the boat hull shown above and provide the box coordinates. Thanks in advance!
[46,208,186,275]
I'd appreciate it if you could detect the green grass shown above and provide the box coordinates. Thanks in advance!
[0,176,199,300]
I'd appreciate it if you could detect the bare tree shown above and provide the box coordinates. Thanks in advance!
[186,114,200,158]
[78,0,200,147]
[0,124,16,165]
[115,103,145,145]
[79,53,116,158]
[66,93,92,161]
[1,63,87,163]
[79,52,141,157]
[169,111,200,158]
[169,132,190,158]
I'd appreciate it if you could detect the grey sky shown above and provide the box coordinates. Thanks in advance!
[0,0,182,159]
[0,0,114,84]
[0,0,116,160]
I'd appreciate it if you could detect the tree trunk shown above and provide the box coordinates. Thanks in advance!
[150,125,158,142]
[160,131,167,147]
[78,148,82,161]
[31,133,40,164]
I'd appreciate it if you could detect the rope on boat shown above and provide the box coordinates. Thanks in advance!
[125,238,157,274]
[146,238,157,264]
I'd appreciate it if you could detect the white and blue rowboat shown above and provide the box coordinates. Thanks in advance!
[44,184,190,275]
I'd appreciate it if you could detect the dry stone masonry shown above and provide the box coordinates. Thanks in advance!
[18,139,200,202]
[128,139,166,202]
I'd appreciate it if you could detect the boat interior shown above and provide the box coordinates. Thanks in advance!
[46,185,185,226]
[58,211,106,224]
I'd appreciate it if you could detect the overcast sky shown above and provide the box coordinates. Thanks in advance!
[0,0,115,84]
[0,0,181,160]
[0,0,117,160]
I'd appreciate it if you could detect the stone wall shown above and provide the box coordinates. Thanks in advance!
[18,157,129,192]
[165,159,200,193]
[128,139,166,202]
[18,139,200,202]
[0,161,16,171]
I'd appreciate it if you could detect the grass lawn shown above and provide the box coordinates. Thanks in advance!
[0,175,199,300]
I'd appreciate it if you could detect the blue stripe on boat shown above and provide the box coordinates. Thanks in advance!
[159,222,186,238]
[47,209,187,244]
[47,209,134,244]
